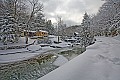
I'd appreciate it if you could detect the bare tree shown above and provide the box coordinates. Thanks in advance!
[27,0,43,24]
[25,0,43,44]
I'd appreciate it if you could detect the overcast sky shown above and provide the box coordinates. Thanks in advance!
[40,0,104,26]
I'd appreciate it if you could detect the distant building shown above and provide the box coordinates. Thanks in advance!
[22,30,48,38]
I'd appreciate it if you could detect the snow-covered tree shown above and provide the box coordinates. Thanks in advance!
[30,12,46,31]
[46,20,55,35]
[0,11,19,45]
[81,12,94,47]
[55,16,67,42]
[0,0,29,35]
[91,0,120,36]
[109,12,120,36]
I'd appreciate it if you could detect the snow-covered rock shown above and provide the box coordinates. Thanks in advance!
[27,45,42,52]
[53,55,68,66]
[50,41,71,48]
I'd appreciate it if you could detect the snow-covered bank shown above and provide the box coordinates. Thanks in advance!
[38,36,120,80]
[0,46,56,63]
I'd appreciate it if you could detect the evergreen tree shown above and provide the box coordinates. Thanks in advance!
[46,20,55,35]
[0,11,18,45]
[81,12,94,47]
[32,12,46,31]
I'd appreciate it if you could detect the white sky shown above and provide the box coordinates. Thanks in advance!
[40,0,105,26]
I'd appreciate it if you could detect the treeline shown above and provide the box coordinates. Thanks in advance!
[91,0,120,36]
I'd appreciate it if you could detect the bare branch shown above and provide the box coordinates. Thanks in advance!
[27,0,43,24]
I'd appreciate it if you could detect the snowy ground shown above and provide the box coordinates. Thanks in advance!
[38,36,120,80]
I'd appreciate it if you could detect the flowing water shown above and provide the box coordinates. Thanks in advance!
[0,46,86,80]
